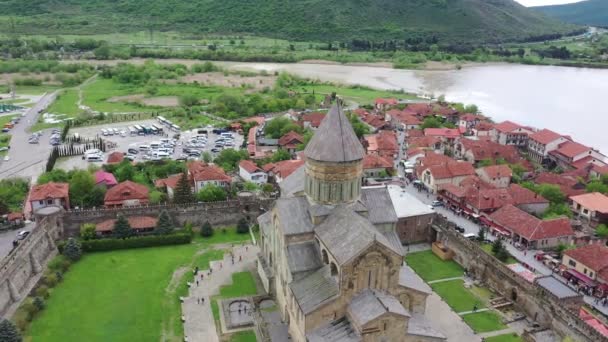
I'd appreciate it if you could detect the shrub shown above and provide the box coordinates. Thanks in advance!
[201,221,213,237]
[154,210,174,235]
[34,285,49,299]
[47,255,71,273]
[19,299,37,320]
[80,223,97,240]
[237,218,249,234]
[33,297,45,311]
[80,233,192,252]
[42,273,58,287]
[0,318,22,342]
[63,238,82,262]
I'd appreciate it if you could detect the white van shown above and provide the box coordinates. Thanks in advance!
[156,151,170,159]
[139,144,150,151]
[113,128,120,135]
[85,149,101,155]
[106,128,114,136]
[150,141,161,149]
[101,129,108,136]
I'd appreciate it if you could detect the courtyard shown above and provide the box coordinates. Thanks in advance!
[24,227,258,342]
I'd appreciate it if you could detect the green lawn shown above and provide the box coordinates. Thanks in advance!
[481,243,518,265]
[0,115,18,127]
[195,226,252,246]
[430,280,485,313]
[230,330,257,342]
[299,84,419,105]
[13,84,61,95]
[405,250,464,282]
[26,244,225,342]
[484,333,523,342]
[462,311,507,333]
[47,89,81,117]
[211,271,258,320]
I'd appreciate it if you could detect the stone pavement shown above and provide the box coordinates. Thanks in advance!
[182,243,260,342]
[428,276,464,284]
[458,308,490,316]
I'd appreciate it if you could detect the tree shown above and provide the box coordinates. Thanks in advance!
[236,218,249,234]
[587,180,608,194]
[261,183,274,195]
[214,149,249,172]
[63,238,82,261]
[202,151,212,163]
[69,170,95,208]
[495,247,510,262]
[464,104,479,114]
[264,117,302,139]
[596,224,608,238]
[537,184,565,204]
[114,161,135,182]
[33,297,45,311]
[420,117,442,129]
[270,149,291,162]
[477,228,486,242]
[83,185,106,208]
[154,210,174,235]
[113,215,134,239]
[80,223,96,240]
[491,239,503,255]
[149,190,165,204]
[197,184,227,202]
[0,318,21,342]
[244,182,259,192]
[173,171,194,204]
[201,221,213,237]
[179,94,199,107]
[557,243,576,258]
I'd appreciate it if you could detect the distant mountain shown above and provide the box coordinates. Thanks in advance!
[0,0,577,43]
[534,0,608,27]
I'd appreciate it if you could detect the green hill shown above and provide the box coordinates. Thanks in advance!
[534,0,608,27]
[0,0,577,43]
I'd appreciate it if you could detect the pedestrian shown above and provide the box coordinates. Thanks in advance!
[197,298,200,304]
[239,255,242,262]
[201,273,204,280]
[220,262,222,269]
[231,257,234,265]
[246,246,248,251]
[473,304,478,312]
[196,280,199,286]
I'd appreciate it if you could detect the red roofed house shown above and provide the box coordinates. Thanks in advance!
[362,154,393,178]
[549,141,607,171]
[475,164,512,188]
[570,192,608,225]
[189,163,232,192]
[424,128,461,139]
[106,151,125,164]
[389,111,421,131]
[94,170,118,188]
[472,121,494,138]
[454,139,526,167]
[363,130,398,160]
[562,244,608,287]
[278,131,304,154]
[154,173,182,200]
[527,129,569,164]
[458,113,483,132]
[491,121,533,147]
[534,172,586,198]
[590,165,608,180]
[374,98,398,111]
[29,182,70,212]
[104,181,149,208]
[489,204,574,249]
[239,160,268,184]
[247,125,258,157]
[263,159,305,183]
[416,155,476,193]
[301,112,325,129]
[359,113,387,132]
[464,188,514,215]
[96,216,158,236]
[405,103,433,117]
[508,184,549,215]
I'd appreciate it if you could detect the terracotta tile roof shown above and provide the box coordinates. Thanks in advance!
[191,164,232,183]
[392,111,422,125]
[459,113,482,122]
[96,216,158,232]
[353,108,370,117]
[529,129,564,145]
[564,244,608,272]
[571,155,606,170]
[406,147,425,158]
[490,204,574,241]
[571,192,608,213]
[363,154,393,169]
[365,130,398,154]
[424,128,461,138]
[239,160,263,174]
[426,161,475,180]
[104,181,149,204]
[106,152,125,164]
[375,98,398,105]
[417,152,454,168]
[407,129,424,138]
[466,188,514,211]
[242,116,265,126]
[553,141,590,159]
[408,136,441,149]
[493,120,524,133]
[535,172,586,197]
[263,159,305,179]
[478,165,512,179]
[475,121,494,131]
[95,171,117,186]
[361,114,386,129]
[301,112,325,128]
[7,212,23,221]
[29,182,69,201]
[460,175,494,190]
[154,173,182,190]
[278,131,304,147]
[187,160,208,174]
[508,184,549,205]
[247,125,258,145]
[459,139,522,164]
[405,103,433,116]
[434,105,458,116]
[439,183,467,198]
[592,165,608,176]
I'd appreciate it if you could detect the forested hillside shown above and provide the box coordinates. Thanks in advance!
[0,0,576,43]
[534,0,608,27]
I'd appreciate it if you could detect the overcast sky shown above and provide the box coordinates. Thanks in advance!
[515,0,585,6]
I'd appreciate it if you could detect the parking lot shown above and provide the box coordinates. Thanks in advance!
[68,119,244,166]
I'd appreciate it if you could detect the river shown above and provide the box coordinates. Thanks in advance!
[221,62,608,153]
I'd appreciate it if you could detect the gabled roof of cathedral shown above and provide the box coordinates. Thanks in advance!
[360,187,398,224]
[315,206,403,265]
[275,196,313,235]
[287,241,324,275]
[348,289,410,327]
[290,265,339,314]
[278,164,305,197]
[304,103,365,163]
[307,317,361,342]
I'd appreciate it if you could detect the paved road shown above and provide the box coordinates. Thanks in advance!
[0,91,58,182]
[0,222,36,260]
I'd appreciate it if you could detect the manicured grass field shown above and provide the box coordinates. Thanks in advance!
[26,244,225,342]
[299,84,419,105]
[484,333,523,342]
[211,271,258,320]
[430,279,485,313]
[230,330,257,342]
[462,311,507,333]
[47,89,81,117]
[481,243,518,265]
[405,250,464,282]
[195,226,253,246]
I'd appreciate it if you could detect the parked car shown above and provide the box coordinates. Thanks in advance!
[463,233,477,241]
[455,226,465,233]
[16,230,30,240]
[431,200,443,208]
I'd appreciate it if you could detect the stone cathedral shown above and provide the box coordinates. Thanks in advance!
[256,103,445,342]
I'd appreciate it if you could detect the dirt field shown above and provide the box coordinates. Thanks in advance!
[108,94,180,107]
[178,72,276,91]
[0,72,61,85]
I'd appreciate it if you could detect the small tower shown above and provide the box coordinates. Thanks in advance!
[304,103,365,204]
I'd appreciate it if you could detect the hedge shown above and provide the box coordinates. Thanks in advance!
[80,233,192,252]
